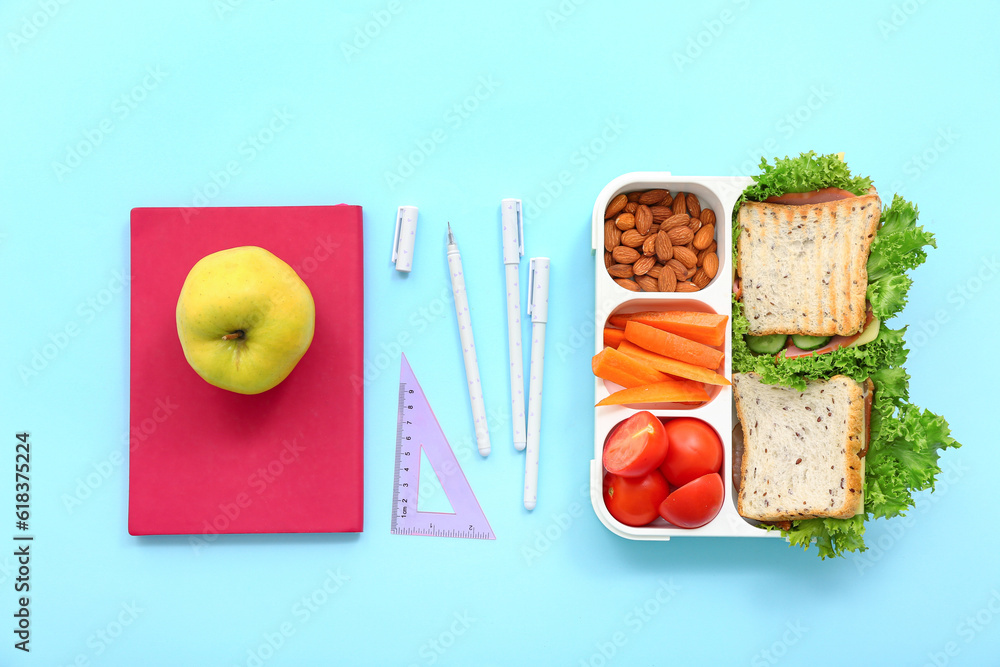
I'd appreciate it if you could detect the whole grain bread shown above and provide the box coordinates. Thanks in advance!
[737,194,880,336]
[733,372,867,522]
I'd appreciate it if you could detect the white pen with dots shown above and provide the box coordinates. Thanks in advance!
[524,257,550,510]
[446,223,491,457]
[500,199,527,451]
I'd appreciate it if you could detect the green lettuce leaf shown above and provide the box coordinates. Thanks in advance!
[867,195,936,281]
[866,195,937,321]
[784,516,867,559]
[867,274,912,322]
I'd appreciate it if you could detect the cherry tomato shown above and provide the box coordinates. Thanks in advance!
[657,472,724,529]
[602,411,669,478]
[659,417,722,487]
[603,471,669,527]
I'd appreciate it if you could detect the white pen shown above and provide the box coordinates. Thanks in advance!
[524,257,550,510]
[500,199,526,451]
[446,223,491,457]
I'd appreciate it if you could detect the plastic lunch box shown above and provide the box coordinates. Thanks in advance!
[589,172,779,540]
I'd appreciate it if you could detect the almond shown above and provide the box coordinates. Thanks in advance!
[615,212,635,231]
[673,245,698,269]
[660,213,690,231]
[657,266,677,292]
[604,251,613,270]
[683,266,697,280]
[693,224,715,250]
[649,205,672,222]
[686,193,701,220]
[641,234,657,256]
[639,189,669,205]
[635,275,659,292]
[692,269,710,289]
[688,218,702,232]
[604,221,621,251]
[605,194,627,219]
[676,280,699,292]
[658,191,673,206]
[666,259,687,280]
[632,255,656,276]
[700,208,716,225]
[672,191,687,216]
[612,246,640,264]
[667,226,694,246]
[620,229,646,248]
[634,205,653,235]
[608,263,635,279]
[626,191,642,203]
[696,241,717,263]
[615,213,635,232]
[647,263,662,279]
[625,201,638,214]
[615,278,640,291]
[654,231,673,262]
[702,252,719,279]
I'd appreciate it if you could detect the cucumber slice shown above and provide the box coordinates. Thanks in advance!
[790,334,833,351]
[745,334,787,355]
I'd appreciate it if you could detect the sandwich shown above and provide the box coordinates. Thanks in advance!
[738,188,880,339]
[730,152,959,558]
[733,373,871,522]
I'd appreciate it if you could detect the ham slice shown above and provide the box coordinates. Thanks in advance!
[764,187,858,205]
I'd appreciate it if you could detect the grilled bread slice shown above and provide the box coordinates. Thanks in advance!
[737,194,880,336]
[733,372,867,522]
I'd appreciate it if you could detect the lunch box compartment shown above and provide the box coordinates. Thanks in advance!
[602,298,726,409]
[596,178,730,295]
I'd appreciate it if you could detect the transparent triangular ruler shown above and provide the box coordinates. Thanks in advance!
[391,354,495,539]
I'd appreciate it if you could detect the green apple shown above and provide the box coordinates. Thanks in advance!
[176,246,315,394]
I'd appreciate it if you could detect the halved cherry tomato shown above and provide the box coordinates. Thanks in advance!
[602,411,669,478]
[657,472,724,528]
[604,471,669,527]
[659,418,723,487]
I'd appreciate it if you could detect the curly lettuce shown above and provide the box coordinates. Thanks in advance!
[732,153,960,559]
[739,151,874,203]
[866,195,937,321]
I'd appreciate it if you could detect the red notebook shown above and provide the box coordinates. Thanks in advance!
[128,205,364,535]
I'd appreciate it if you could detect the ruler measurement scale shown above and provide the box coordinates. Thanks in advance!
[390,354,495,540]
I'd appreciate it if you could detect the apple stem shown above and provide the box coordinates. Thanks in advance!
[221,330,245,341]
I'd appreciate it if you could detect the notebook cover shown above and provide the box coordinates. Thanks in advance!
[128,205,364,535]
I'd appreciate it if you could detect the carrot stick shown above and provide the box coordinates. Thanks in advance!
[624,321,724,370]
[603,327,626,348]
[608,311,728,347]
[591,347,668,388]
[617,340,731,386]
[596,380,710,406]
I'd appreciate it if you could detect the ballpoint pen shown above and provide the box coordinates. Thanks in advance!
[500,199,526,451]
[524,257,550,510]
[446,223,491,457]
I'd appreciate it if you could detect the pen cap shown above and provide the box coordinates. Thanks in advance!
[500,199,523,265]
[392,205,418,272]
[528,257,550,323]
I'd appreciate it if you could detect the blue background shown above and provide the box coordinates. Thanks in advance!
[2,1,998,665]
